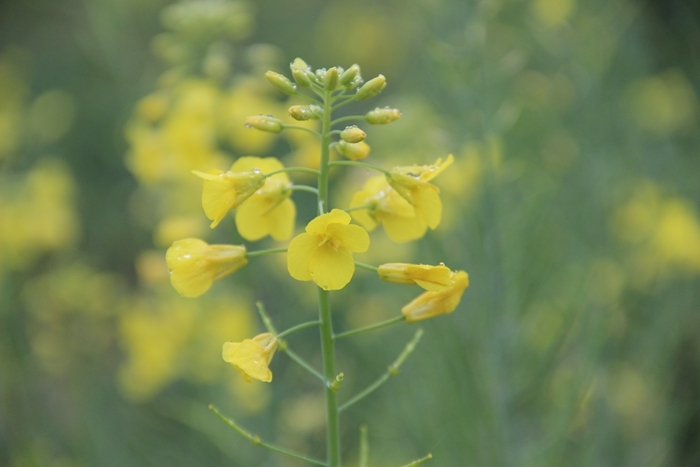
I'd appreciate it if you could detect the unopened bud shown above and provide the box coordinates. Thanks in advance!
[340,64,360,87]
[324,67,339,91]
[245,114,283,133]
[340,126,366,143]
[356,74,386,100]
[289,104,322,121]
[265,71,296,95]
[290,58,313,87]
[336,140,371,160]
[366,107,402,125]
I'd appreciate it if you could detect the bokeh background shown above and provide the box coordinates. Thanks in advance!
[1,0,700,465]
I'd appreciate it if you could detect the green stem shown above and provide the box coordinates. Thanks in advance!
[209,405,328,466]
[287,185,319,195]
[359,425,369,467]
[354,261,378,273]
[399,454,433,467]
[281,124,321,137]
[330,115,366,126]
[283,346,325,382]
[331,97,359,112]
[265,167,320,178]
[334,315,405,340]
[294,90,322,105]
[246,248,287,258]
[277,320,321,339]
[329,160,390,176]
[343,204,373,213]
[339,329,423,413]
[318,288,341,466]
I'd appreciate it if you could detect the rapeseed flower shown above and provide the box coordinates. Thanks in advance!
[166,238,247,297]
[387,155,454,230]
[192,163,266,228]
[232,157,296,241]
[378,263,452,291]
[222,333,278,383]
[287,209,370,290]
[401,270,469,323]
[349,175,427,242]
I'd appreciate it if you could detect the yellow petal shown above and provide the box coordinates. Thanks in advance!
[349,190,378,231]
[326,223,370,253]
[306,209,350,234]
[235,195,270,241]
[231,156,289,183]
[223,339,272,382]
[266,198,296,241]
[308,245,355,290]
[380,212,427,243]
[415,186,442,229]
[287,232,318,281]
[199,173,236,227]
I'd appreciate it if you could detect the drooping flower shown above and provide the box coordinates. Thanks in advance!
[387,154,454,230]
[349,175,427,243]
[192,163,266,228]
[222,333,278,383]
[401,270,469,323]
[166,238,247,297]
[378,263,453,291]
[287,209,370,290]
[232,157,296,241]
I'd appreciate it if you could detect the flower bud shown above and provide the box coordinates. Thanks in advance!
[290,58,313,87]
[336,140,370,160]
[265,71,297,95]
[245,114,283,133]
[366,107,402,124]
[289,104,322,121]
[340,64,360,87]
[340,126,366,143]
[324,67,339,91]
[356,74,386,100]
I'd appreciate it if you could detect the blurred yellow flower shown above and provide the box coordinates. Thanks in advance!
[401,270,469,323]
[222,333,278,383]
[387,154,454,230]
[349,175,427,242]
[231,156,296,241]
[378,262,452,291]
[193,164,266,228]
[166,238,247,297]
[287,209,370,290]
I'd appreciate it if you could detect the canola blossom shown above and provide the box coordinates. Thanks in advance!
[387,154,454,230]
[231,157,296,241]
[287,209,370,290]
[166,238,247,297]
[401,270,469,323]
[222,333,278,383]
[349,175,428,242]
[377,262,453,291]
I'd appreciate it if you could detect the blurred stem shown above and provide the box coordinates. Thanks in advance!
[246,248,287,258]
[282,124,321,137]
[354,261,378,272]
[282,345,325,382]
[359,425,369,467]
[329,160,390,176]
[331,98,359,112]
[330,115,365,126]
[277,320,321,339]
[288,185,319,195]
[209,405,327,466]
[339,329,423,413]
[334,315,405,340]
[399,454,433,466]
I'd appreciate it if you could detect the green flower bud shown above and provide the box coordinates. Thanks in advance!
[356,75,386,100]
[340,64,360,87]
[265,71,296,95]
[366,107,402,124]
[290,58,313,87]
[336,140,371,160]
[289,104,323,121]
[324,67,339,91]
[340,126,366,143]
[245,115,283,133]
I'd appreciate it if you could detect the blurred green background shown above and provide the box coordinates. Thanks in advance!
[1,0,700,466]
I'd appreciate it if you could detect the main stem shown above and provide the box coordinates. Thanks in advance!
[318,89,341,467]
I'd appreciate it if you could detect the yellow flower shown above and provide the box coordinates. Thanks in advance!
[378,263,452,291]
[222,333,278,383]
[287,209,370,290]
[232,157,296,241]
[192,164,266,228]
[401,270,469,323]
[349,175,427,242]
[387,155,454,229]
[166,238,247,297]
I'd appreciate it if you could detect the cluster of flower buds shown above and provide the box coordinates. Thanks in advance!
[289,58,365,91]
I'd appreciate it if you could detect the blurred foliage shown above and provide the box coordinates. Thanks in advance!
[1,0,700,466]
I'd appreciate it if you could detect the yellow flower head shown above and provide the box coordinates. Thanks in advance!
[287,209,370,290]
[401,270,469,323]
[349,175,427,243]
[387,155,454,229]
[222,333,278,383]
[232,157,296,241]
[378,263,453,291]
[192,164,266,228]
[166,238,247,297]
